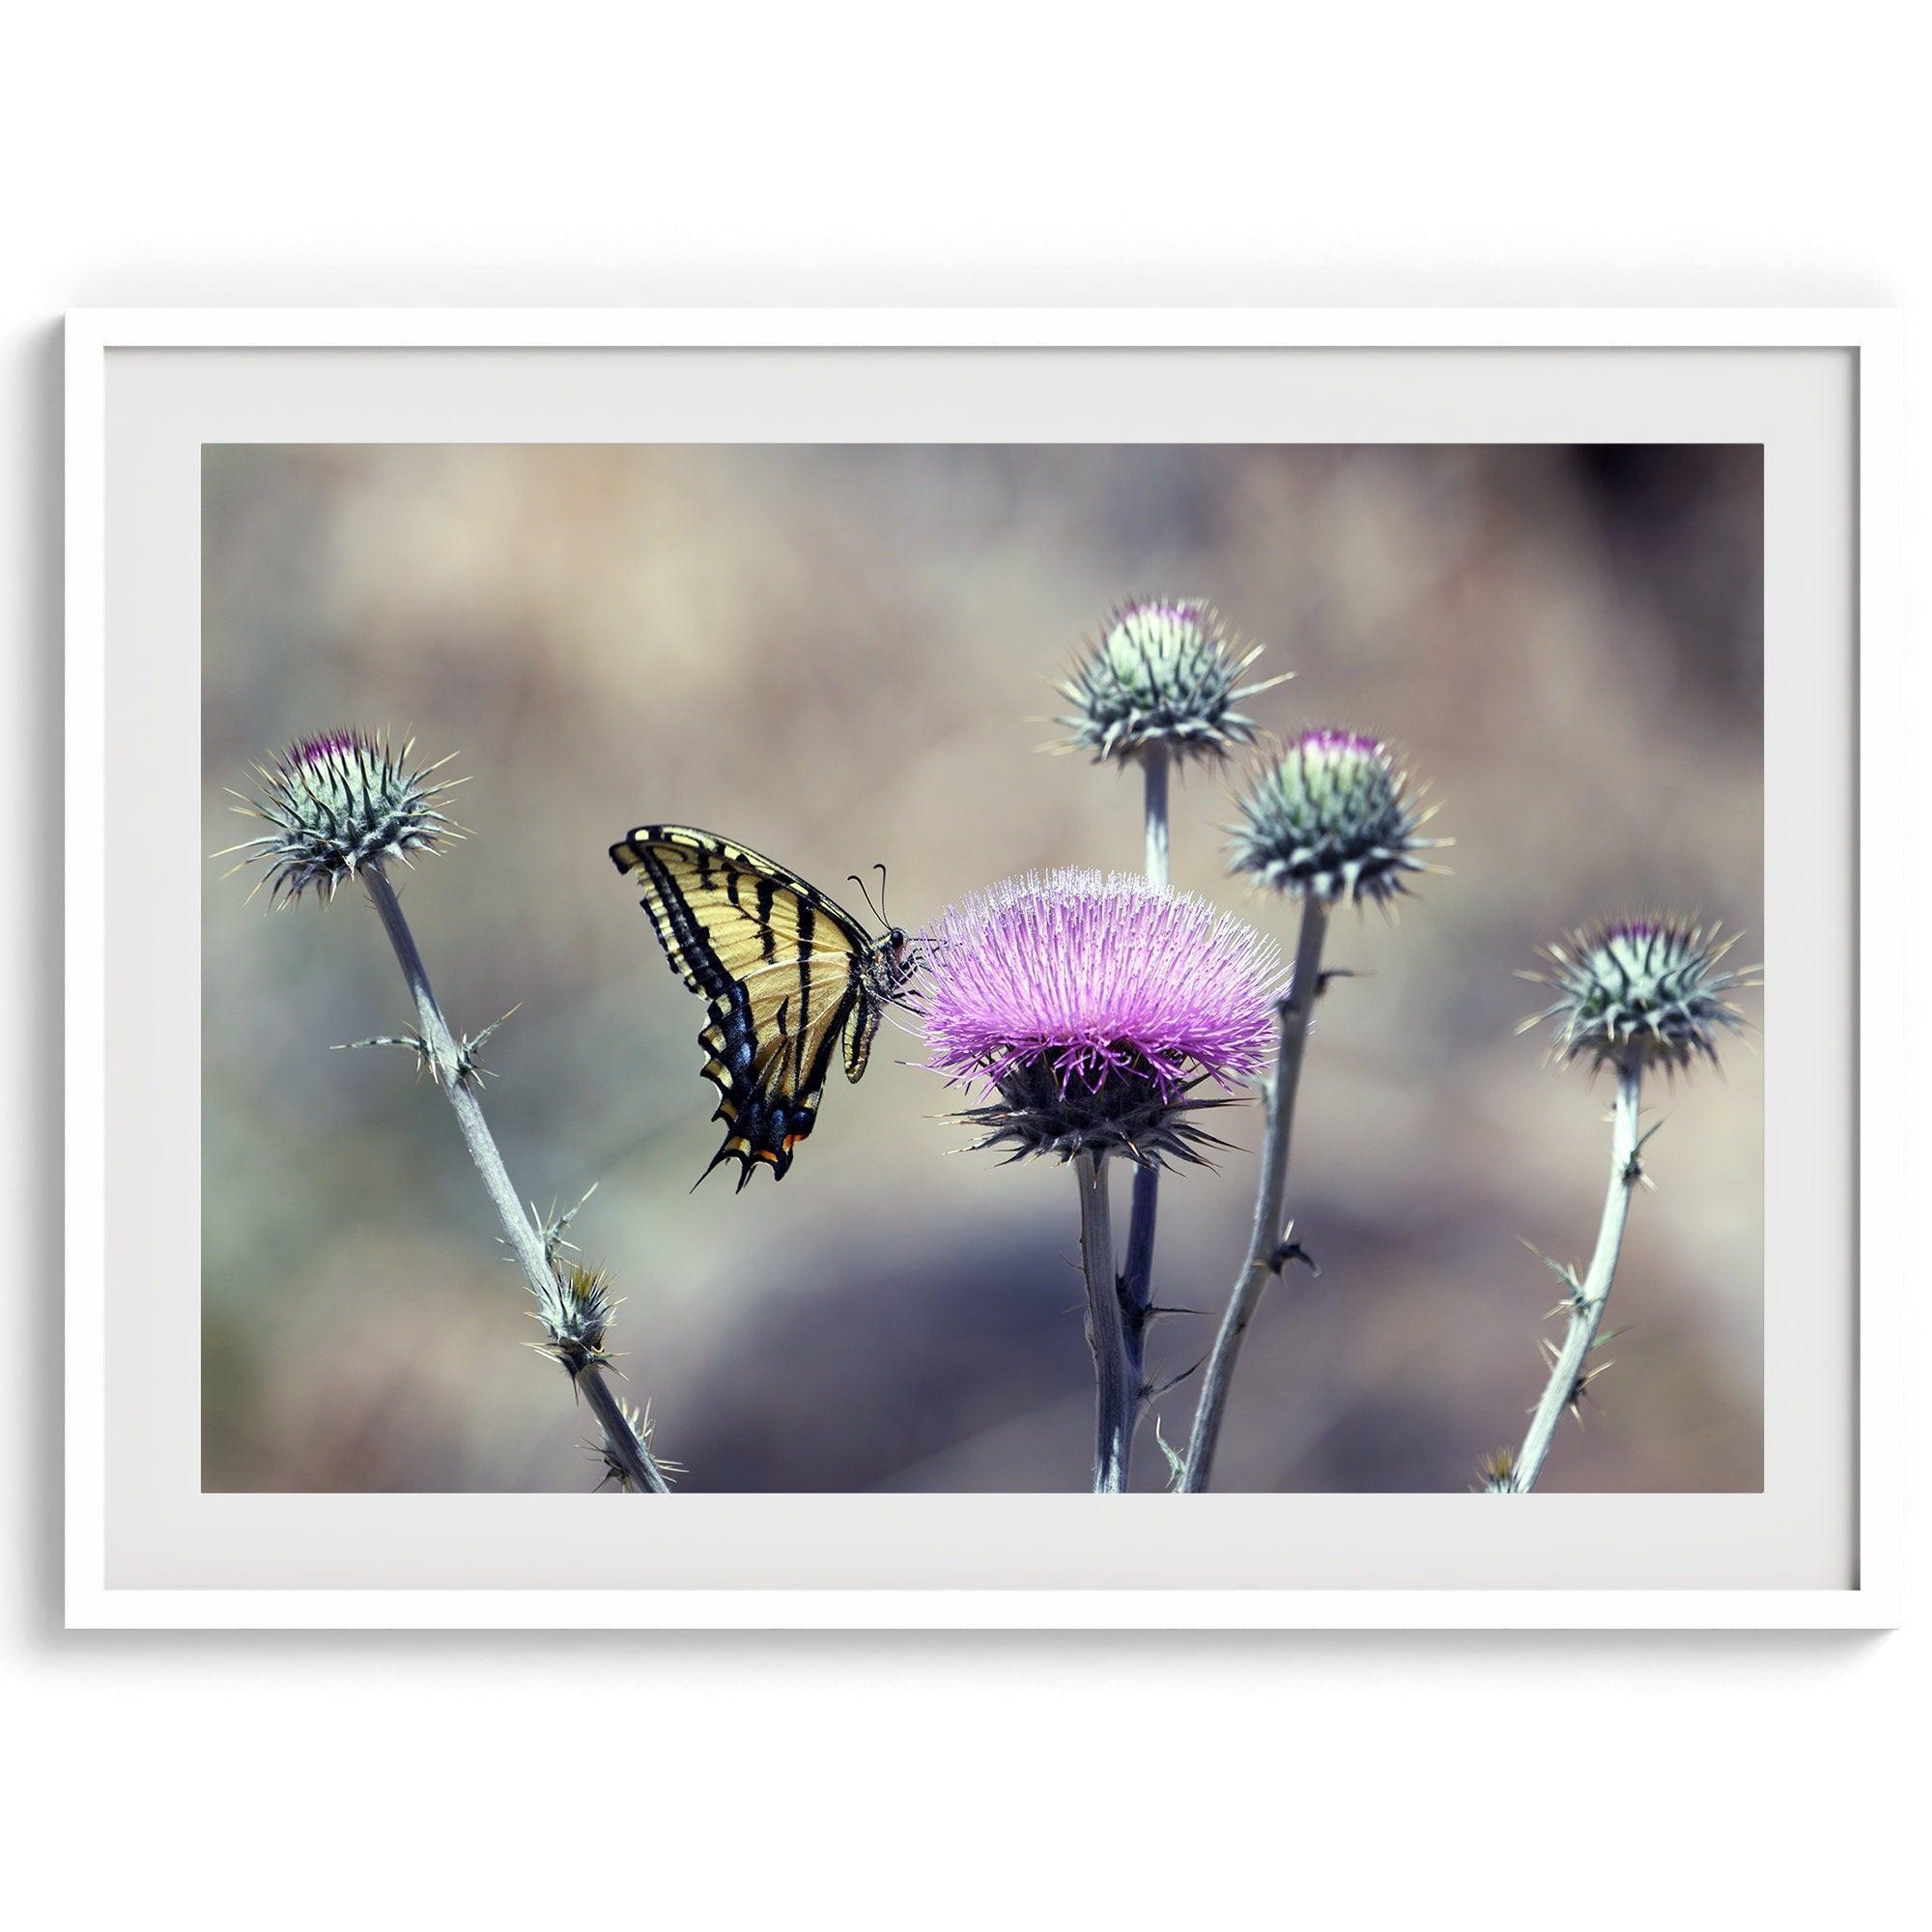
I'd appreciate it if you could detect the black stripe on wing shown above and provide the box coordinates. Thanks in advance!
[641,852,736,1001]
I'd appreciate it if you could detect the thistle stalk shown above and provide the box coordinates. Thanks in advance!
[362,867,671,1494]
[921,869,1285,1491]
[1121,744,1171,1425]
[1506,1057,1644,1493]
[1075,1151,1133,1492]
[1486,914,1755,1492]
[1181,896,1328,1492]
[1141,744,1171,889]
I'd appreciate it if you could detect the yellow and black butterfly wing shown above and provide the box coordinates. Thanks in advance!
[610,826,876,1188]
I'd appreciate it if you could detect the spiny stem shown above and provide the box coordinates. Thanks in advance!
[1075,1151,1132,1492]
[361,866,671,1494]
[578,1372,667,1493]
[1121,744,1171,1417]
[1122,1164,1157,1405]
[1506,1057,1645,1493]
[1180,895,1329,1492]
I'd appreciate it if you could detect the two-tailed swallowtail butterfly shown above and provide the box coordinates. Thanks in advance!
[610,826,919,1188]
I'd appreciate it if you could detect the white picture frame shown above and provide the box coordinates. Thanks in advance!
[66,308,1904,1631]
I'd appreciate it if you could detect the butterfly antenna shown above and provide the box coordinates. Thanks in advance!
[875,863,891,926]
[848,870,886,927]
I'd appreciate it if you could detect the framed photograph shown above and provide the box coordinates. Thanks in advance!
[65,309,1901,1629]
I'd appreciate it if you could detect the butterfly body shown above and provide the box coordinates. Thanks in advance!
[611,825,918,1188]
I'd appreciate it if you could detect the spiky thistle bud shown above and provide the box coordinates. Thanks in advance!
[1475,1447,1520,1493]
[1054,598,1287,765]
[219,729,464,905]
[1522,917,1754,1072]
[1229,729,1442,907]
[531,1261,618,1378]
[921,869,1286,1167]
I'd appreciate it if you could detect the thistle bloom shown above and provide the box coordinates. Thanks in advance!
[1229,728,1439,907]
[1523,916,1753,1072]
[922,869,1287,1165]
[1055,598,1287,766]
[220,728,464,905]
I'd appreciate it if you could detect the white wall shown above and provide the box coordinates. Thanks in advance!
[5,6,1922,1923]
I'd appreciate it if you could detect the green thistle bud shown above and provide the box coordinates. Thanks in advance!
[1055,598,1288,765]
[1228,729,1442,906]
[1522,917,1755,1073]
[219,729,464,905]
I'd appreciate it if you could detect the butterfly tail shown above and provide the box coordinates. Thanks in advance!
[691,1132,793,1191]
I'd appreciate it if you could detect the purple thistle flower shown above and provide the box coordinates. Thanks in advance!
[1603,916,1658,943]
[291,728,364,764]
[922,869,1287,1165]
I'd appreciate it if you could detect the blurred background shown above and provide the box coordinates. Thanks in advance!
[202,442,1762,1493]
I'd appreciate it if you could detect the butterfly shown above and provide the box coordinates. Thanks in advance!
[610,825,921,1189]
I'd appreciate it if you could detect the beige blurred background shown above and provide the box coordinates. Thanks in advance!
[202,442,1762,1492]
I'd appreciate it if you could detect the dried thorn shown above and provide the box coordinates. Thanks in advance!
[466,1002,523,1059]
[1153,1414,1189,1492]
[537,1182,599,1264]
[585,1398,684,1492]
[1144,1354,1208,1402]
[1519,1235,1583,1297]
[1567,1364,1611,1424]
[1268,1237,1320,1278]
[1539,1346,1614,1424]
[1624,1118,1665,1188]
[334,1029,429,1059]
[531,1341,615,1378]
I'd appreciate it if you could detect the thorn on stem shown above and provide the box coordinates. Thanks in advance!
[537,1181,599,1266]
[332,1006,517,1090]
[1143,1353,1208,1402]
[1520,1236,1583,1312]
[1539,1336,1612,1423]
[585,1397,684,1492]
[1268,1236,1320,1278]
